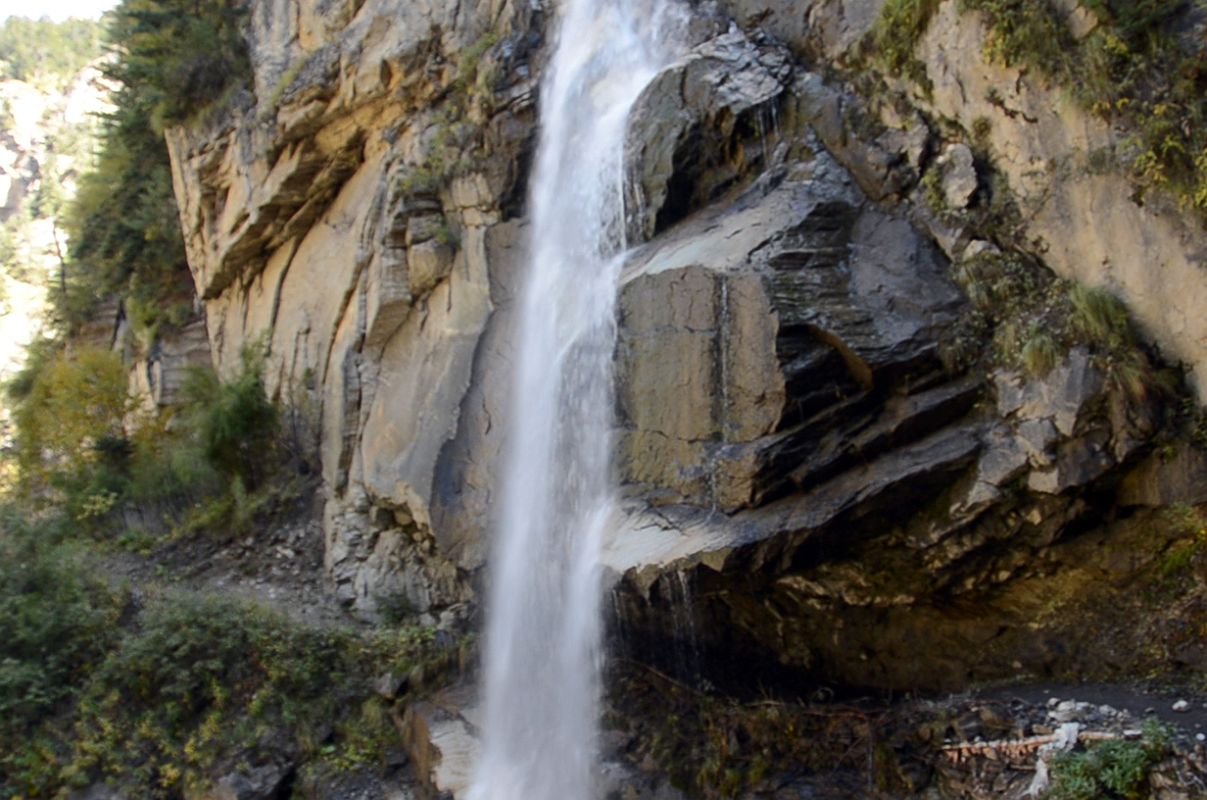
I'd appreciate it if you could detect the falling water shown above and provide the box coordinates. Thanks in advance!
[470,1,684,798]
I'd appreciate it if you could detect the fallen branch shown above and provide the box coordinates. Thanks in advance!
[941,731,1120,765]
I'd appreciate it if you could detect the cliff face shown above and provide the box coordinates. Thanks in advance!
[167,0,539,621]
[166,0,1207,689]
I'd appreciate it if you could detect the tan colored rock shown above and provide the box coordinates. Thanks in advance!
[162,0,535,615]
[913,1,1207,402]
[359,225,493,531]
[408,239,455,297]
[1050,0,1099,39]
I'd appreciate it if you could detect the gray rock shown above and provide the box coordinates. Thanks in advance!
[198,762,292,800]
[624,28,791,241]
[938,143,977,209]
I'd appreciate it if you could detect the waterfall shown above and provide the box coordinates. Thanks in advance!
[470,1,684,798]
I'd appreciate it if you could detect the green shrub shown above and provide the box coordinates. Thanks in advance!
[1047,722,1170,799]
[8,347,132,503]
[1020,329,1061,376]
[105,0,250,132]
[0,523,122,749]
[962,0,1206,217]
[948,251,1159,395]
[869,0,1207,218]
[57,0,249,333]
[1069,284,1131,345]
[0,17,101,89]
[55,595,452,797]
[959,0,1075,76]
[0,539,449,798]
[179,345,279,489]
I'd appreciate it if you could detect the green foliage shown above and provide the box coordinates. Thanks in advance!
[1155,504,1207,578]
[179,344,279,489]
[0,496,459,799]
[947,250,1159,395]
[959,0,1207,218]
[58,0,250,333]
[1069,284,1131,345]
[397,29,501,197]
[920,163,948,216]
[8,346,131,502]
[1020,329,1061,376]
[4,335,296,543]
[454,30,501,104]
[0,17,101,89]
[0,526,121,750]
[870,0,941,86]
[59,127,190,333]
[959,0,1075,75]
[869,0,1207,218]
[62,595,352,795]
[105,0,250,132]
[1047,722,1170,799]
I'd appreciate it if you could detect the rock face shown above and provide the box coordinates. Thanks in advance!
[723,0,1207,402]
[167,0,542,620]
[165,0,1207,691]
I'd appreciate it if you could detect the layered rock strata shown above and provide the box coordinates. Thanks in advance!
[164,0,1207,690]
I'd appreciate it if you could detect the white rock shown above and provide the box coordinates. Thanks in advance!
[962,239,999,262]
[938,143,977,209]
[1026,757,1050,798]
[1173,699,1191,712]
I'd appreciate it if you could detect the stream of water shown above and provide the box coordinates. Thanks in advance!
[469,1,684,798]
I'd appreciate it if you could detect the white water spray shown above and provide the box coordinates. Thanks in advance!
[470,1,685,798]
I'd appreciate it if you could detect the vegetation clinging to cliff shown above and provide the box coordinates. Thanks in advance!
[870,0,940,87]
[870,0,1207,217]
[58,0,251,335]
[964,0,1207,214]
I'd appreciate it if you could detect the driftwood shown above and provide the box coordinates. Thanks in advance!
[941,731,1121,765]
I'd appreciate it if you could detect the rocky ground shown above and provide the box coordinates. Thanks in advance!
[100,492,356,631]
[602,666,1207,799]
[72,492,432,800]
[71,490,1207,800]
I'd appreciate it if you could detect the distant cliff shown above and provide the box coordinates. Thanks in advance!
[0,57,109,380]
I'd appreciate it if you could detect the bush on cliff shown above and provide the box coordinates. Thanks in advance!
[3,338,287,543]
[178,345,279,491]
